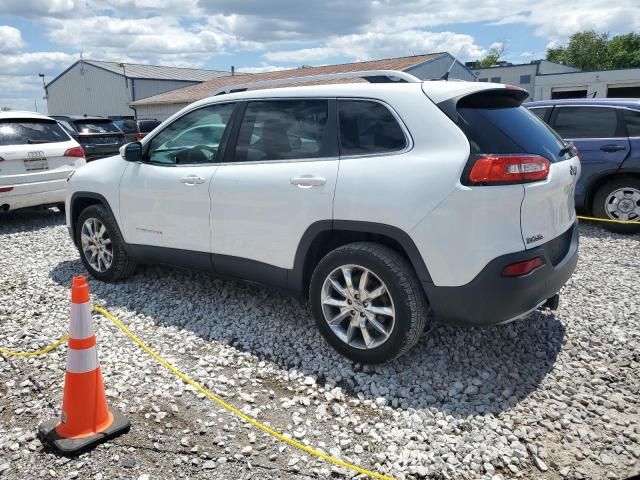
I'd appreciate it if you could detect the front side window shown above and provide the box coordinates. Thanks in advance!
[0,120,70,146]
[338,100,407,156]
[234,100,329,162]
[553,106,619,138]
[146,103,235,164]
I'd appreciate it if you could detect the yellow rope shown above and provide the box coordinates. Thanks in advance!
[92,306,395,480]
[0,334,68,357]
[577,215,640,225]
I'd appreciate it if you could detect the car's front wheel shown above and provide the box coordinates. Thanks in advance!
[76,204,136,281]
[592,176,640,234]
[309,242,428,364]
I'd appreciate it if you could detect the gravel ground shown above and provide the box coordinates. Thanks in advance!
[0,208,638,480]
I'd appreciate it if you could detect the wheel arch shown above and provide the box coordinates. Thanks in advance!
[289,220,433,294]
[69,192,117,247]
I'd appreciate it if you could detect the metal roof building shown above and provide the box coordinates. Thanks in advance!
[130,52,476,120]
[45,60,233,118]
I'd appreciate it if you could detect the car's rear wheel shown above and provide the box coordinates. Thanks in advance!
[592,176,640,234]
[76,204,136,281]
[309,242,428,364]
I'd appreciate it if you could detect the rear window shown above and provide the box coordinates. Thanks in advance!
[0,120,70,146]
[73,120,121,134]
[115,120,138,134]
[138,120,160,133]
[456,104,570,163]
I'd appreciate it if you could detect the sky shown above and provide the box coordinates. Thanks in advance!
[1,0,639,112]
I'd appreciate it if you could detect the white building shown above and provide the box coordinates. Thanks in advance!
[131,52,477,120]
[45,60,232,118]
[534,68,640,100]
[470,60,580,100]
[470,60,640,101]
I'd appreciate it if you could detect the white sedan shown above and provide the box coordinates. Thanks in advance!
[0,111,86,213]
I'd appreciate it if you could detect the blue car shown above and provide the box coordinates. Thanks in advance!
[526,98,640,233]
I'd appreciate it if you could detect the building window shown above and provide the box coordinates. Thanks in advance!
[478,78,488,82]
[490,77,501,83]
[520,74,531,84]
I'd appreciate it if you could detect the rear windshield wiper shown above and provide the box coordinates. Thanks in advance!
[558,144,573,157]
[27,139,50,144]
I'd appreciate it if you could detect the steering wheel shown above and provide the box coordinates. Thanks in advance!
[186,144,216,164]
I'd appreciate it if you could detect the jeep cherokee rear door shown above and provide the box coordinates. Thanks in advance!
[209,99,339,283]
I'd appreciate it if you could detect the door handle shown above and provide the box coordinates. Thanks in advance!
[600,144,626,153]
[290,175,326,188]
[181,175,206,185]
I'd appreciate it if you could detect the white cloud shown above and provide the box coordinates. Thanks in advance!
[264,30,486,65]
[0,0,81,17]
[236,65,292,74]
[0,26,25,52]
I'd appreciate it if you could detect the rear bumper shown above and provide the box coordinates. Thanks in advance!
[0,179,66,210]
[423,221,579,326]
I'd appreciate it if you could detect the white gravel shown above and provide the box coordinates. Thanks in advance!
[1,208,639,480]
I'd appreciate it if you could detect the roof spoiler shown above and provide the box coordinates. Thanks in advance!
[437,87,530,123]
[210,70,422,96]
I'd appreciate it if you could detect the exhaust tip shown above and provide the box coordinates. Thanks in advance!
[539,294,560,311]
[0,204,10,212]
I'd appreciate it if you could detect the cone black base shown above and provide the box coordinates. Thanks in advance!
[38,407,130,457]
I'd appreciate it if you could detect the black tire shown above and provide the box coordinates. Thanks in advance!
[309,242,428,364]
[56,203,65,215]
[75,204,136,281]
[592,176,640,234]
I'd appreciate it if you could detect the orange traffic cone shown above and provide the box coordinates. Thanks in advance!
[38,275,129,455]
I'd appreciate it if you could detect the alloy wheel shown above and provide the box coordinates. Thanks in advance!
[320,264,395,350]
[80,218,113,272]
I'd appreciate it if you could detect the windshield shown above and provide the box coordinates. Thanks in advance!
[0,120,70,146]
[73,120,121,134]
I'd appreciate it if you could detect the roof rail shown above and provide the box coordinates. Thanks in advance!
[211,70,421,96]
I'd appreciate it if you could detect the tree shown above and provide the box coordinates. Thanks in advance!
[1,106,11,111]
[546,30,640,70]
[607,33,640,68]
[475,44,505,68]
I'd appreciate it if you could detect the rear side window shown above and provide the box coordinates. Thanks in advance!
[138,120,160,133]
[553,106,619,138]
[338,100,407,156]
[116,120,138,134]
[0,120,70,146]
[234,100,329,162]
[73,121,121,134]
[624,109,640,137]
[528,107,550,122]
[456,103,570,163]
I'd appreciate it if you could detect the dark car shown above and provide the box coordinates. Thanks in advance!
[51,116,126,162]
[526,98,640,232]
[114,119,161,143]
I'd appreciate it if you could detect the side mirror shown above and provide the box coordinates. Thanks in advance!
[121,142,143,162]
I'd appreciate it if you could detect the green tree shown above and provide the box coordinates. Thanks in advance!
[607,33,640,68]
[475,44,505,68]
[546,30,610,70]
[1,106,11,111]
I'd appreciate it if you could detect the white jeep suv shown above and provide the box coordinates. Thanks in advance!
[66,72,580,364]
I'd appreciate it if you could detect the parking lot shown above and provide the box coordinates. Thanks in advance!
[0,208,638,480]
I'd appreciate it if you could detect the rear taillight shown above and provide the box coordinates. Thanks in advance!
[0,187,14,193]
[467,154,551,185]
[64,146,85,158]
[502,257,544,277]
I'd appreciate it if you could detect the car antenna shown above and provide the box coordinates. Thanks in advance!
[440,56,457,81]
